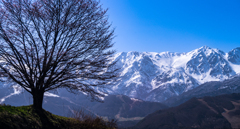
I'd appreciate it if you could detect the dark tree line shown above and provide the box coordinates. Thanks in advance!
[0,0,119,110]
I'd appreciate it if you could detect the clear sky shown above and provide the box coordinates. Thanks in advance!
[101,0,240,53]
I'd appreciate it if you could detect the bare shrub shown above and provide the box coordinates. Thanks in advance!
[71,108,118,129]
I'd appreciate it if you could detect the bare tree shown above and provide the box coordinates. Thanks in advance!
[0,0,119,110]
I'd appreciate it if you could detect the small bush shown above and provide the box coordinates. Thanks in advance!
[71,108,118,129]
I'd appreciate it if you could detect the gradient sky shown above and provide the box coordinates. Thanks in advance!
[101,0,240,53]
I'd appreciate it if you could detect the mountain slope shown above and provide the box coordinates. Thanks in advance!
[110,46,240,102]
[89,94,167,128]
[133,93,240,129]
[163,75,240,107]
[90,95,168,119]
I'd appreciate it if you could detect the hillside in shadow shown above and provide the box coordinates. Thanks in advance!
[133,93,240,129]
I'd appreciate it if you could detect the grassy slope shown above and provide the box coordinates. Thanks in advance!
[0,104,116,129]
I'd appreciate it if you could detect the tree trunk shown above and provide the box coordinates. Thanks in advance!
[32,89,44,110]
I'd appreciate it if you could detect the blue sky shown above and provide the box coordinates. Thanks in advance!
[101,0,240,53]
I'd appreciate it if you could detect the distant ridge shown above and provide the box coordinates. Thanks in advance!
[164,74,240,107]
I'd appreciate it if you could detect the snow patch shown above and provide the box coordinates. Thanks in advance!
[44,92,59,97]
[218,86,228,90]
[0,85,22,104]
[172,53,193,68]
[224,53,240,74]
[130,97,142,102]
[229,62,240,74]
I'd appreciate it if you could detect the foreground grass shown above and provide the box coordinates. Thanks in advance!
[0,104,117,129]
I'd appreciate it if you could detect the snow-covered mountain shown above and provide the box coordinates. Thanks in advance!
[0,46,240,104]
[110,46,240,102]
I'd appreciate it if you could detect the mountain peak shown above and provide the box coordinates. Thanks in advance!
[228,47,240,64]
[230,47,240,53]
[189,46,215,57]
[197,46,213,52]
[200,45,211,50]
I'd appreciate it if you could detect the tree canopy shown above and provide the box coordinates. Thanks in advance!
[0,0,119,109]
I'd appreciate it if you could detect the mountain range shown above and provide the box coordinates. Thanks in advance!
[109,46,240,102]
[1,46,240,103]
